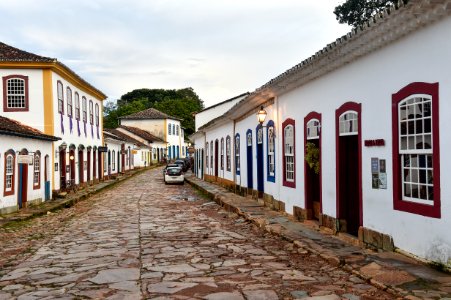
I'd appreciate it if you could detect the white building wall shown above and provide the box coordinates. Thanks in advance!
[0,136,53,211]
[52,72,104,190]
[121,119,165,140]
[276,17,451,262]
[193,134,205,179]
[0,69,45,132]
[195,96,244,131]
[204,123,234,182]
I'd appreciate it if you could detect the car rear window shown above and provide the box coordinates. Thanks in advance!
[167,168,182,175]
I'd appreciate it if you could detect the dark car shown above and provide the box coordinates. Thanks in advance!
[174,159,188,172]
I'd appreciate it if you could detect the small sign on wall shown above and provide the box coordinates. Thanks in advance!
[371,158,387,189]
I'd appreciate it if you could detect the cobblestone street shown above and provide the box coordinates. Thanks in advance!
[0,168,396,299]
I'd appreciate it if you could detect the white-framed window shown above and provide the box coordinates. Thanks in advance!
[75,92,80,120]
[82,97,87,122]
[283,122,295,184]
[67,87,73,117]
[235,134,240,173]
[168,123,171,135]
[89,100,94,125]
[173,124,176,136]
[247,131,252,146]
[176,125,179,136]
[339,112,358,136]
[307,119,320,140]
[268,124,275,177]
[33,153,40,187]
[5,153,14,192]
[95,103,99,126]
[257,127,263,144]
[3,75,28,111]
[220,138,224,170]
[57,81,64,114]
[226,136,231,171]
[399,95,433,204]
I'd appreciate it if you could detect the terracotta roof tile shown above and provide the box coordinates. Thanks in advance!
[120,108,182,121]
[104,128,148,148]
[0,42,56,62]
[119,125,165,143]
[0,116,60,141]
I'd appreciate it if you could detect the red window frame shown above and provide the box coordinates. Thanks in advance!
[66,87,73,117]
[57,80,64,114]
[4,149,15,196]
[3,75,29,112]
[392,82,440,218]
[282,118,296,188]
[33,151,41,190]
[304,111,322,214]
[74,92,80,120]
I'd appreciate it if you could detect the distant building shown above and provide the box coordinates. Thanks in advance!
[0,116,59,213]
[0,42,107,195]
[120,108,186,160]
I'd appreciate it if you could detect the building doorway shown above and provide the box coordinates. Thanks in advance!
[305,113,322,221]
[69,148,76,187]
[18,149,28,208]
[44,155,50,200]
[87,149,91,182]
[336,103,362,236]
[78,148,84,185]
[214,139,219,179]
[256,125,264,196]
[246,130,253,190]
[59,148,66,190]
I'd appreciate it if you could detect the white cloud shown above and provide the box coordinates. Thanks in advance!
[0,0,350,107]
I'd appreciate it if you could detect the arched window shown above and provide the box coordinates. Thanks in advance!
[283,119,295,187]
[82,97,87,123]
[267,120,275,182]
[339,112,358,136]
[4,149,15,196]
[235,134,240,175]
[307,119,320,140]
[95,103,99,126]
[3,75,29,112]
[89,100,94,125]
[226,136,231,171]
[33,151,41,189]
[57,81,64,114]
[74,92,80,120]
[392,82,440,218]
[66,87,73,117]
[220,138,224,170]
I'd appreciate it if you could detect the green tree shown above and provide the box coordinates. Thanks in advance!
[103,87,204,135]
[334,0,408,28]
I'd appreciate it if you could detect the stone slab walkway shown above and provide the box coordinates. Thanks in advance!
[185,174,451,300]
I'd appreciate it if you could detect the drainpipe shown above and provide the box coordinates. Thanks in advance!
[233,118,236,195]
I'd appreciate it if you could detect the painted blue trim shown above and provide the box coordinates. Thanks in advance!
[235,133,240,175]
[246,129,253,189]
[266,120,276,183]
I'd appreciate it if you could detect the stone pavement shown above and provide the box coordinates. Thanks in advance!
[1,167,398,299]
[185,174,451,300]
[0,167,153,228]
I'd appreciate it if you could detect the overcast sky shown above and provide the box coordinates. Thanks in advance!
[0,0,350,108]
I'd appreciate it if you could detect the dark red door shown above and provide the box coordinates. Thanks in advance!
[78,150,84,184]
[214,140,219,178]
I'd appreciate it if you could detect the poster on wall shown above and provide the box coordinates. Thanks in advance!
[379,173,387,189]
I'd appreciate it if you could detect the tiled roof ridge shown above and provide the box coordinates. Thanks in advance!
[120,107,182,121]
[0,116,60,141]
[0,42,56,62]
[104,128,148,148]
[119,125,165,143]
[0,41,107,99]
[199,92,250,113]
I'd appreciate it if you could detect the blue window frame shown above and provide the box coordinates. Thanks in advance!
[267,120,275,182]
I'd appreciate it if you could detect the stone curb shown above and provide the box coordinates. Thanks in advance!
[185,176,405,298]
[0,165,160,228]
